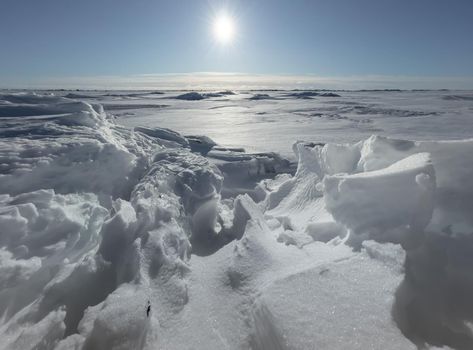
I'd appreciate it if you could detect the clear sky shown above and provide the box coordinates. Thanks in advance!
[1,0,473,88]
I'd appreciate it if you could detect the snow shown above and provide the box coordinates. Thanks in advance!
[1,90,473,349]
[111,89,473,157]
[251,246,413,350]
[324,153,435,247]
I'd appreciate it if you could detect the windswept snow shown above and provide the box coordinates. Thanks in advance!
[0,91,473,349]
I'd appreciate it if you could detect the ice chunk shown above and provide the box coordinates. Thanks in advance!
[185,135,217,155]
[134,126,189,148]
[324,153,436,247]
[357,136,473,234]
[319,92,341,97]
[263,143,336,237]
[0,97,156,198]
[305,221,347,243]
[175,92,206,100]
[0,308,67,350]
[357,136,473,196]
[248,93,275,100]
[98,199,138,264]
[174,92,223,100]
[285,91,320,98]
[0,249,41,289]
[79,284,149,350]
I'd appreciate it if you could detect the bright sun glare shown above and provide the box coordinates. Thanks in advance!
[213,15,235,44]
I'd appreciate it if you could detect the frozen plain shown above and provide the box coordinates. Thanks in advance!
[0,89,473,349]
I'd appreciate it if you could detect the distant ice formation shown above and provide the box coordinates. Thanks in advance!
[174,91,230,100]
[284,91,341,98]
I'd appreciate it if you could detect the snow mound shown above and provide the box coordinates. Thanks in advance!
[258,135,473,348]
[324,153,435,247]
[174,92,224,101]
[284,91,341,99]
[285,91,319,99]
[174,92,206,100]
[248,93,275,100]
[216,90,236,95]
[263,135,473,247]
[0,96,152,198]
[319,92,341,97]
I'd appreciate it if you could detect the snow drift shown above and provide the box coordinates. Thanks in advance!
[0,92,472,350]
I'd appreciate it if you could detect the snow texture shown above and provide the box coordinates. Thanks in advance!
[0,91,472,350]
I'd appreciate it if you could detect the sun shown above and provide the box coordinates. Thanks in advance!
[213,14,235,44]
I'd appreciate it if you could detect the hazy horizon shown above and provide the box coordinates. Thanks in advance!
[2,72,473,91]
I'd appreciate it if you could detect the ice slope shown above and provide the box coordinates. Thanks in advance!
[0,92,472,349]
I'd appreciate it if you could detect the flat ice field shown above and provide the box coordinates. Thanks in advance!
[1,90,473,350]
[111,89,473,157]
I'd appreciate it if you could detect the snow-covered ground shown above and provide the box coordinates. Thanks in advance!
[0,90,473,349]
[55,89,473,157]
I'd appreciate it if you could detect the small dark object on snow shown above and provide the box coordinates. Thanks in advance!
[146,301,151,317]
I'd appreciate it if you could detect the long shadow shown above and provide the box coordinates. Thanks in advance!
[393,231,473,349]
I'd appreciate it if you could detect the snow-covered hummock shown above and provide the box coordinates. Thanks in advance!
[324,152,435,247]
[0,92,472,350]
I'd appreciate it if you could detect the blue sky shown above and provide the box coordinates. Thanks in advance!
[1,0,473,88]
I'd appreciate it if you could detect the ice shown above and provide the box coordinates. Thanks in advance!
[134,126,189,148]
[1,91,473,349]
[175,92,206,100]
[356,136,473,235]
[285,91,320,98]
[185,135,217,155]
[324,153,436,247]
[2,307,67,350]
[284,91,341,98]
[78,284,150,350]
[248,93,275,100]
[319,92,341,97]
[115,89,473,158]
[0,97,154,198]
[0,249,41,289]
[208,149,292,200]
[174,92,223,100]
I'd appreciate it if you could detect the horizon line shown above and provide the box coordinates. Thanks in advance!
[2,72,473,90]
